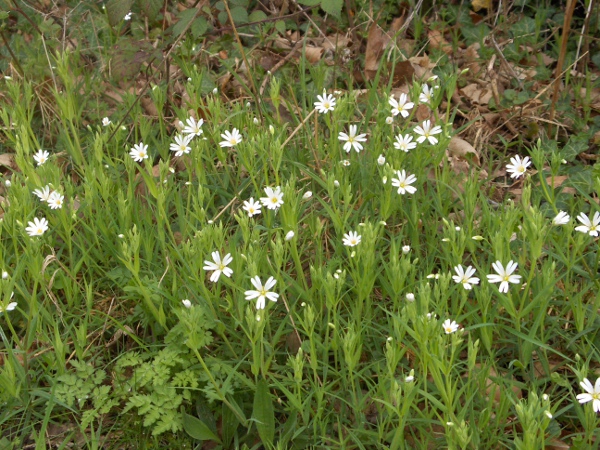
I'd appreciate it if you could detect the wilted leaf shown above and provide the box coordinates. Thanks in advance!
[428,29,452,54]
[471,0,492,11]
[461,83,492,104]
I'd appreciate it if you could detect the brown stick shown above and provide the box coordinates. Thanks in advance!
[549,0,576,132]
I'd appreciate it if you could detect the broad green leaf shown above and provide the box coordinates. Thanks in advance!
[561,134,589,162]
[221,400,239,448]
[106,0,134,27]
[173,9,199,37]
[230,6,249,24]
[182,411,221,442]
[253,378,275,447]
[191,17,209,38]
[319,0,342,17]
[137,0,163,21]
[248,10,267,23]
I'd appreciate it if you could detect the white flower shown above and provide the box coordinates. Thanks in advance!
[124,11,132,20]
[25,217,49,236]
[219,128,242,147]
[260,186,284,210]
[33,185,52,202]
[182,117,204,137]
[419,84,434,104]
[302,191,313,199]
[338,125,367,153]
[314,91,336,114]
[393,134,417,152]
[182,299,192,308]
[414,120,443,145]
[203,251,233,282]
[285,231,295,241]
[402,245,411,254]
[377,154,386,165]
[577,378,600,413]
[405,374,415,383]
[170,134,193,157]
[130,142,149,162]
[102,117,111,126]
[405,293,415,302]
[0,301,17,314]
[385,116,393,124]
[544,410,553,419]
[341,160,350,167]
[342,231,361,247]
[389,93,414,117]
[2,271,8,279]
[33,149,49,166]
[253,117,259,125]
[452,265,480,290]
[506,155,531,179]
[442,319,459,334]
[333,180,340,187]
[391,170,417,195]
[48,191,64,210]
[552,211,570,225]
[245,276,279,310]
[575,211,600,237]
[4,179,10,187]
[243,198,262,217]
[486,260,521,293]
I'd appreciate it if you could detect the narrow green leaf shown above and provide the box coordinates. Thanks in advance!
[182,411,221,442]
[253,378,275,447]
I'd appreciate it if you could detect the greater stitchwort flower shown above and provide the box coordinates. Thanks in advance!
[506,155,531,179]
[391,170,417,195]
[487,260,521,293]
[48,191,64,210]
[414,120,442,145]
[181,299,192,308]
[552,211,570,225]
[394,134,417,152]
[26,217,49,236]
[314,91,336,114]
[577,378,600,413]
[389,93,414,118]
[33,149,49,166]
[442,319,459,334]
[203,251,233,282]
[102,117,111,126]
[33,185,52,202]
[260,186,284,210]
[419,84,434,104]
[243,198,262,217]
[575,211,600,236]
[342,231,361,247]
[170,134,193,157]
[0,300,17,314]
[130,142,149,162]
[182,117,204,137]
[219,128,242,147]
[245,276,279,310]
[452,265,479,290]
[338,125,367,153]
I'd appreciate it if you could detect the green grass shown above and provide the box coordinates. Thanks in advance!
[1,1,600,449]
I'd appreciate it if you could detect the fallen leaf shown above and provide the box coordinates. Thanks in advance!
[428,29,452,55]
[471,0,492,11]
[448,136,480,166]
[461,83,493,104]
[0,154,17,170]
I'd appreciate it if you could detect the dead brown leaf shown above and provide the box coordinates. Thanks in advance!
[461,83,493,105]
[0,154,17,171]
[448,136,480,166]
[428,29,452,55]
